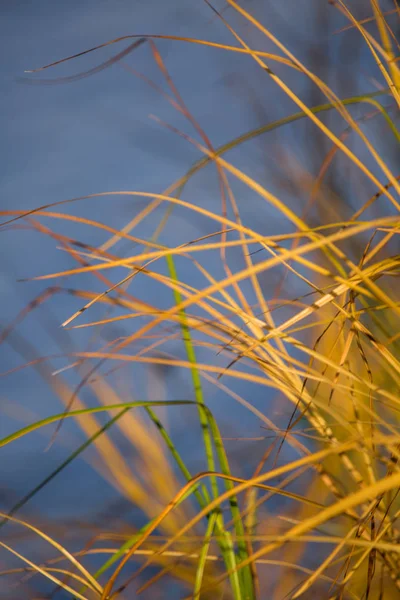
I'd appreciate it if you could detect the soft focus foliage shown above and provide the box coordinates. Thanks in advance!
[1,1,400,598]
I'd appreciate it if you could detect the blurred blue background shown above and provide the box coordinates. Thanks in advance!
[1,1,398,597]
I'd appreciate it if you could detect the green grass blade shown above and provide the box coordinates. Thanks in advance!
[144,407,243,599]
[174,90,390,199]
[0,400,195,448]
[0,407,130,528]
[166,255,250,600]
[166,255,217,477]
[193,511,219,599]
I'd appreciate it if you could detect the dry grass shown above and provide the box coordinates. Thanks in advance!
[1,1,400,598]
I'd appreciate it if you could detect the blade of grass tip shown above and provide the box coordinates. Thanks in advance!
[0,408,130,529]
[166,255,251,600]
[24,36,146,72]
[22,38,146,85]
[24,34,296,75]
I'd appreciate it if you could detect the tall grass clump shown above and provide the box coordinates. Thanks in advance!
[1,1,400,598]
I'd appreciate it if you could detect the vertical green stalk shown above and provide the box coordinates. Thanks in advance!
[167,255,254,600]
